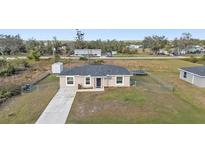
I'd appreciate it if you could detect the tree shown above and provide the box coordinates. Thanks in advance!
[74,29,86,49]
[179,33,193,49]
[142,35,168,54]
[173,33,195,50]
[0,34,26,55]
[52,36,62,55]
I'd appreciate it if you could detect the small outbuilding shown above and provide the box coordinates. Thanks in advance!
[52,62,63,74]
[179,66,205,87]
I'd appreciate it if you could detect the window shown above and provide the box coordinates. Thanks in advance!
[183,72,187,78]
[66,76,74,85]
[116,76,123,85]
[85,76,91,85]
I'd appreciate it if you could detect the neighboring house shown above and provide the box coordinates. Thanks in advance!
[74,49,101,57]
[179,66,205,87]
[58,64,132,91]
[112,51,117,55]
[188,45,205,54]
[171,49,187,56]
[127,45,142,50]
[158,49,169,55]
[106,51,118,57]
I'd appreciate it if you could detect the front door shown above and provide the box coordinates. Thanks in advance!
[96,78,102,88]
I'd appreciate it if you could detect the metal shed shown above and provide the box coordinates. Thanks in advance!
[52,62,63,74]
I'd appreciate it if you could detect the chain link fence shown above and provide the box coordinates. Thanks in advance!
[131,73,175,93]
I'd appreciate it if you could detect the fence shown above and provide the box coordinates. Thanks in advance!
[130,73,175,93]
[147,72,175,92]
[0,72,52,105]
[28,71,50,85]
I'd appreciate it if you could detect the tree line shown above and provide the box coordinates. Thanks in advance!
[142,33,205,54]
[0,32,205,56]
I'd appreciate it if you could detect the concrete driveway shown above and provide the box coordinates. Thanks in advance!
[36,87,76,124]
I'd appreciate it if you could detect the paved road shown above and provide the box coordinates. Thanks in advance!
[36,87,76,124]
[0,55,195,60]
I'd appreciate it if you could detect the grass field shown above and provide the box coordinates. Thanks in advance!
[67,59,205,124]
[0,75,59,124]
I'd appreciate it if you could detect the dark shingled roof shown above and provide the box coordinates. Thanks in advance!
[60,64,131,76]
[180,66,205,76]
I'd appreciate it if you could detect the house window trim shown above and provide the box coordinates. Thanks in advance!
[115,76,124,86]
[66,76,75,86]
[84,76,91,86]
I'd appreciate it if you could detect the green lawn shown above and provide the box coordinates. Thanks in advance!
[0,75,59,124]
[67,59,205,124]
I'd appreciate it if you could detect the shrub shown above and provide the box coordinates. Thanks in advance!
[92,59,104,64]
[189,56,198,63]
[79,56,88,61]
[201,55,205,61]
[0,62,16,76]
[54,54,60,62]
[50,54,61,63]
[22,60,30,68]
[0,59,7,68]
[27,50,40,61]
[0,98,7,104]
[0,85,21,100]
[10,86,21,96]
[0,88,11,99]
[5,63,15,76]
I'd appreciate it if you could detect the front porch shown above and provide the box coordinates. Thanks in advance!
[77,76,104,92]
[77,88,104,92]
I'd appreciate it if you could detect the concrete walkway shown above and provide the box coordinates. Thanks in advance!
[36,87,76,124]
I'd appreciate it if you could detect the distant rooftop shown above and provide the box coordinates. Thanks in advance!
[60,64,131,76]
[180,66,205,76]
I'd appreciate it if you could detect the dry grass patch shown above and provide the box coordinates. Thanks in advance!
[67,60,205,124]
[0,75,59,124]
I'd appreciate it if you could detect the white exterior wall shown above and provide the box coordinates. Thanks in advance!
[192,76,205,87]
[52,62,63,74]
[60,75,131,89]
[103,75,130,87]
[179,70,205,87]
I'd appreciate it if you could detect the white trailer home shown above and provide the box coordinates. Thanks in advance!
[74,49,101,57]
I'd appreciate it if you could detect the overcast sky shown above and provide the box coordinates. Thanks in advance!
[0,29,205,40]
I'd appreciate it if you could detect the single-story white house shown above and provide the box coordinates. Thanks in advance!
[58,64,132,91]
[179,66,205,87]
[74,49,101,57]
